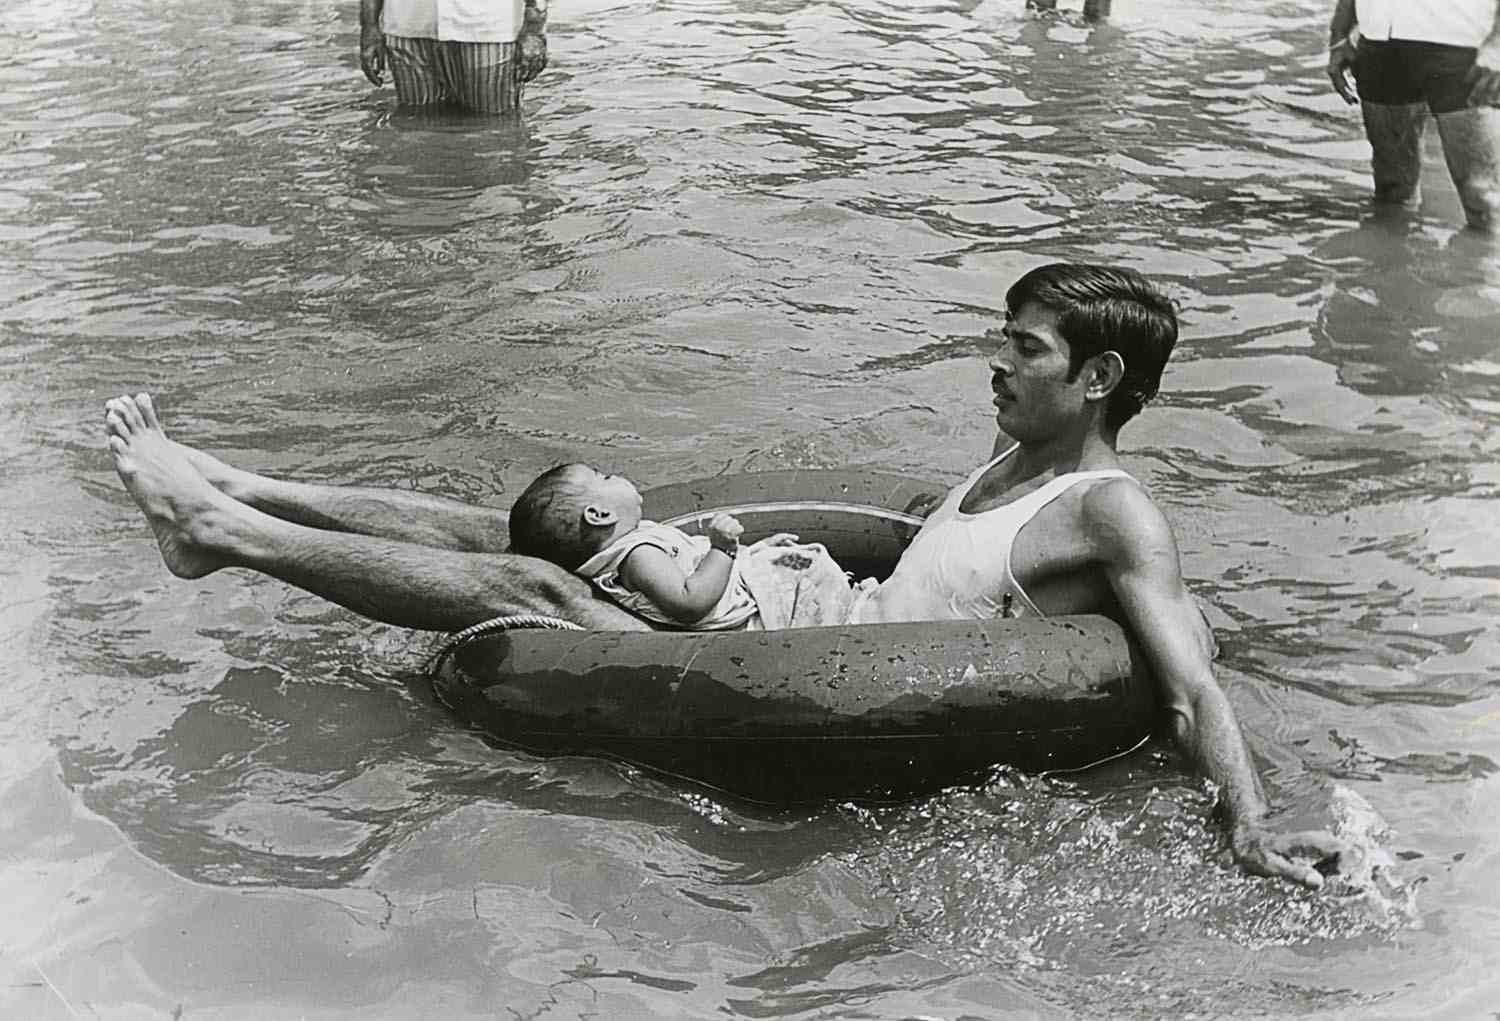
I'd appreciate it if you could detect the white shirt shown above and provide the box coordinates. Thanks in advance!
[1355,0,1497,49]
[852,447,1131,625]
[383,0,524,43]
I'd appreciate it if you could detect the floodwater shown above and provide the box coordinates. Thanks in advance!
[3,0,1498,1016]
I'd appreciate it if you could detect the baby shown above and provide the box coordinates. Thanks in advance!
[507,463,810,630]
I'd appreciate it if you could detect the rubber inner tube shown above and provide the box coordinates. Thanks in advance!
[428,469,1157,804]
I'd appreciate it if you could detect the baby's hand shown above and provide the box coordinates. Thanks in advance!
[747,532,800,552]
[706,514,744,552]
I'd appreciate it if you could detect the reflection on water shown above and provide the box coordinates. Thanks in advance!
[4,0,1499,1016]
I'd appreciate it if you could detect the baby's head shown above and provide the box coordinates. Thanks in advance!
[508,463,644,570]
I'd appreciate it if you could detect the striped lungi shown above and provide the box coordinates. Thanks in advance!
[383,35,522,114]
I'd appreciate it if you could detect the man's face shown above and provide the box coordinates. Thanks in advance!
[988,301,1089,441]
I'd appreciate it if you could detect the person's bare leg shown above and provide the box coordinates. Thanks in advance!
[105,395,646,632]
[1435,106,1500,231]
[1361,101,1428,208]
[106,394,512,553]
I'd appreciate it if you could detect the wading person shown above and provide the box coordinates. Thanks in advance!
[1026,0,1112,22]
[104,263,1345,888]
[1326,0,1500,230]
[359,0,549,114]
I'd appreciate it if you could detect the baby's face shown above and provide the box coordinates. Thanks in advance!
[578,466,643,530]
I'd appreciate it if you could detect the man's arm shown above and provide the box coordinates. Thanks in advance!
[1085,480,1345,887]
[1468,1,1500,106]
[1326,0,1358,104]
[516,0,549,84]
[523,0,548,32]
[359,0,387,86]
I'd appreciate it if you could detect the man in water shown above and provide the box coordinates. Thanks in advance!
[1326,0,1500,229]
[104,263,1345,888]
[1026,0,1112,22]
[359,0,549,114]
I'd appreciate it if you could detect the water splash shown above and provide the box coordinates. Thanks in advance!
[844,767,1418,1015]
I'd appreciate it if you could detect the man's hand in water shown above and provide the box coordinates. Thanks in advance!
[1327,40,1358,105]
[1232,820,1348,888]
[1468,43,1500,107]
[360,24,387,86]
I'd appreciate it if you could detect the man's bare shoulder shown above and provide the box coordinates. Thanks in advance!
[1077,474,1178,564]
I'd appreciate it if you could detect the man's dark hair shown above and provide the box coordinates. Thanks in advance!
[508,463,601,570]
[1005,263,1178,433]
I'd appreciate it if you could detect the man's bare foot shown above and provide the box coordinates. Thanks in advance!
[105,392,254,497]
[105,393,241,579]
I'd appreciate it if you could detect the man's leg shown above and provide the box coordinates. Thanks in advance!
[109,395,513,553]
[1434,107,1500,231]
[106,395,647,633]
[384,34,449,107]
[200,469,513,552]
[1361,101,1429,208]
[440,40,521,115]
[1352,41,1428,210]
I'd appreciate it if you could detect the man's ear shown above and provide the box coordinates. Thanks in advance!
[1087,350,1126,399]
[582,504,618,528]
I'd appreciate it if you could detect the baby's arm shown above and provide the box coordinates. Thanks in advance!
[619,515,742,624]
